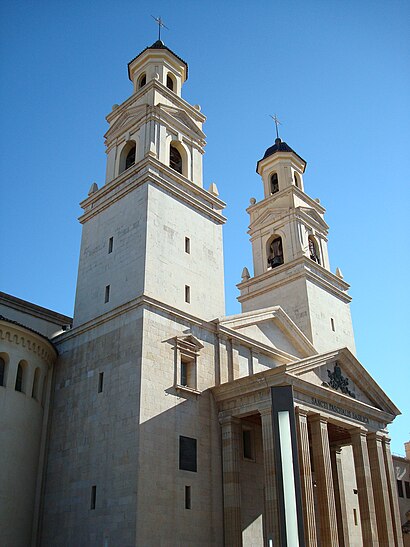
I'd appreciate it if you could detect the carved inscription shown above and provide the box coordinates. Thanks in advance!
[311,397,369,424]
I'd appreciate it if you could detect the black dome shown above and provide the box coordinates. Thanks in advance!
[128,40,188,80]
[256,138,306,172]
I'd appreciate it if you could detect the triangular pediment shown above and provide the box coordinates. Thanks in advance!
[288,348,400,416]
[219,306,317,360]
[158,104,205,139]
[104,105,148,140]
[299,206,329,230]
[249,207,289,231]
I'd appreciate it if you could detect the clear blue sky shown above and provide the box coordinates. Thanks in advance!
[1,0,409,453]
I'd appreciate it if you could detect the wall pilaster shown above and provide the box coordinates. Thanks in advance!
[382,436,404,546]
[220,415,242,547]
[330,446,349,547]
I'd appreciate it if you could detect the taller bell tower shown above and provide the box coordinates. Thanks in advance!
[238,137,356,354]
[73,40,226,326]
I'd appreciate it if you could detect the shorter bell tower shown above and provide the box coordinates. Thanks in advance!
[238,137,356,355]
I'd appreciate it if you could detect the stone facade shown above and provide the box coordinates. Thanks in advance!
[0,40,404,547]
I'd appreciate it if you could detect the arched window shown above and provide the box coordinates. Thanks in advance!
[166,74,175,91]
[170,144,183,174]
[294,172,299,188]
[32,368,41,400]
[308,235,321,264]
[125,145,135,170]
[267,236,284,268]
[119,141,136,174]
[138,73,146,89]
[270,173,279,194]
[15,362,25,392]
[0,356,6,386]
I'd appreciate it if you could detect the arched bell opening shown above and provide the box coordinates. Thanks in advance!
[169,141,187,176]
[270,172,279,195]
[267,235,284,269]
[119,141,136,174]
[308,235,321,265]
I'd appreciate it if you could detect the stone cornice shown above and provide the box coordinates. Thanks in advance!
[247,185,326,217]
[237,257,351,303]
[0,291,71,325]
[78,156,226,225]
[0,319,57,366]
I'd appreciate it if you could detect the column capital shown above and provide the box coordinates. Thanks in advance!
[367,431,387,443]
[349,426,368,440]
[295,406,309,419]
[308,412,328,425]
[258,404,273,417]
[219,414,241,427]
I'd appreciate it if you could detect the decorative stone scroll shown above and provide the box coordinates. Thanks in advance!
[322,361,356,398]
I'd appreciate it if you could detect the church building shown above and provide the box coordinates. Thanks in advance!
[0,39,404,547]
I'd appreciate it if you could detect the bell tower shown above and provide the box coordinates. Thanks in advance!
[238,137,356,354]
[73,40,226,326]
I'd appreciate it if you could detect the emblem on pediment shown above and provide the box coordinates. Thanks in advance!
[322,362,356,398]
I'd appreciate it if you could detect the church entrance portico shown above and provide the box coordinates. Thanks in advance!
[213,353,403,547]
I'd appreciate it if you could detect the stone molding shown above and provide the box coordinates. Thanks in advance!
[0,319,57,366]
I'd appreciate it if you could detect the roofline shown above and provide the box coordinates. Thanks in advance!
[0,314,58,353]
[0,291,72,324]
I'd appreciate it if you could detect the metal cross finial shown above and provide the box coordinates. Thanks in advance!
[151,15,169,41]
[270,114,282,139]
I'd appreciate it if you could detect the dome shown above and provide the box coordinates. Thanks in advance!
[128,40,188,80]
[256,138,306,172]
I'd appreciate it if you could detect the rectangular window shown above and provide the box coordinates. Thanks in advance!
[185,237,190,254]
[405,481,410,498]
[180,356,195,388]
[98,372,104,393]
[105,285,110,303]
[353,508,358,526]
[397,479,404,498]
[185,485,191,509]
[181,361,188,386]
[331,318,335,331]
[90,485,97,510]
[243,429,254,460]
[179,435,197,472]
[185,285,190,303]
[108,237,113,254]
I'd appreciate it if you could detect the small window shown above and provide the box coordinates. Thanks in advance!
[185,485,191,509]
[179,436,197,472]
[185,237,190,254]
[294,172,299,188]
[185,285,190,303]
[331,318,335,332]
[397,479,404,498]
[90,485,97,510]
[125,145,136,170]
[270,173,279,194]
[105,285,110,303]
[15,362,24,392]
[98,372,104,393]
[243,429,254,460]
[108,237,113,254]
[32,368,41,400]
[166,74,174,91]
[353,508,358,526]
[180,355,195,388]
[405,481,410,498]
[308,236,321,265]
[0,357,5,386]
[267,236,284,269]
[170,144,183,174]
[138,73,146,89]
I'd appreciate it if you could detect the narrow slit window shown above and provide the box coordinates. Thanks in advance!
[353,508,358,525]
[15,363,24,392]
[105,285,110,303]
[331,318,335,331]
[90,485,97,510]
[405,481,410,498]
[397,479,404,498]
[185,285,190,303]
[108,237,113,254]
[98,372,104,393]
[185,485,191,509]
[0,357,5,386]
[185,237,190,254]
